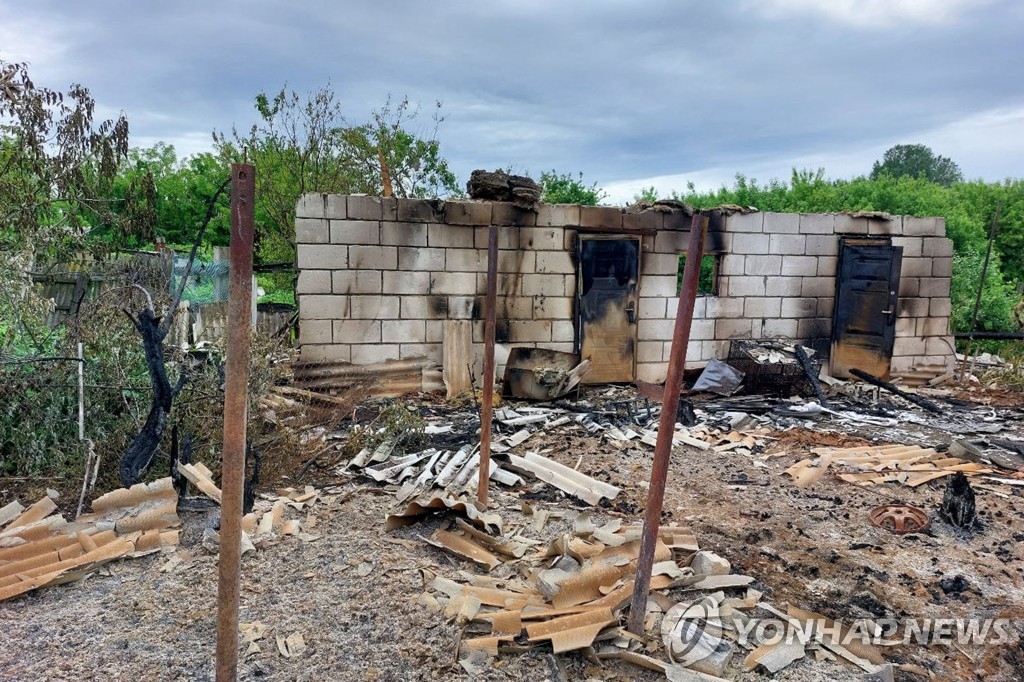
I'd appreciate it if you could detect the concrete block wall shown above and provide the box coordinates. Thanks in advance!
[296,194,955,385]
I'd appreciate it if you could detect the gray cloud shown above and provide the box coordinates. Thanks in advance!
[2,0,1022,200]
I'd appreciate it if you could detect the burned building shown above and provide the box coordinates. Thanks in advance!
[293,194,954,388]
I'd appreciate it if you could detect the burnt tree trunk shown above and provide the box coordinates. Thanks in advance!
[120,307,184,486]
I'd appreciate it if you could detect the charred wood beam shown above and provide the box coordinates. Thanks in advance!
[849,368,943,415]
[794,344,830,408]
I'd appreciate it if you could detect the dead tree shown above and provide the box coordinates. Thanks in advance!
[119,178,229,486]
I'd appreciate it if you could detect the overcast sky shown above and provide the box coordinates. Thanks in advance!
[3,0,1022,203]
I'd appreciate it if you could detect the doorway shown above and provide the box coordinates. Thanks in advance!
[576,236,640,383]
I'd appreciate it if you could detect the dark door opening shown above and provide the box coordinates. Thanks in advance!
[830,238,903,380]
[576,236,640,383]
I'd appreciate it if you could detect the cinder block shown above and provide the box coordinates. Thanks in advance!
[728,276,767,297]
[494,296,533,319]
[347,195,384,220]
[350,344,399,364]
[690,318,715,340]
[349,295,399,320]
[662,208,691,230]
[333,270,383,295]
[898,277,920,297]
[296,218,329,244]
[687,297,707,319]
[761,318,799,338]
[893,337,927,357]
[895,316,917,336]
[900,257,931,278]
[396,198,443,223]
[447,296,475,319]
[428,224,475,248]
[509,320,552,342]
[923,238,954,258]
[900,298,930,317]
[891,237,923,258]
[805,235,838,256]
[726,212,764,233]
[654,230,689,253]
[499,250,536,274]
[519,227,563,251]
[799,213,834,234]
[901,216,939,237]
[702,340,729,361]
[425,320,444,343]
[476,226,521,250]
[705,231,731,253]
[298,319,332,344]
[637,362,668,384]
[348,245,396,270]
[445,248,483,272]
[300,295,346,319]
[765,277,802,297]
[492,202,536,226]
[704,297,745,318]
[921,317,949,337]
[399,246,445,271]
[325,195,346,219]
[834,213,869,234]
[781,297,817,318]
[579,206,623,229]
[381,222,427,247]
[718,254,744,277]
[381,197,398,221]
[296,270,331,294]
[536,251,575,274]
[444,201,491,225]
[797,317,830,339]
[534,296,574,319]
[382,319,426,343]
[744,297,782,318]
[919,277,951,298]
[400,343,442,361]
[637,341,663,363]
[297,244,347,270]
[715,318,753,339]
[769,234,807,255]
[299,343,350,363]
[801,277,834,297]
[537,203,581,227]
[930,298,951,317]
[640,253,679,276]
[383,271,430,294]
[429,272,478,295]
[816,298,834,318]
[732,233,770,255]
[639,297,667,319]
[868,216,902,235]
[932,257,952,278]
[745,255,782,276]
[551,320,575,342]
[333,319,381,344]
[762,213,799,234]
[522,273,566,297]
[399,296,434,320]
[296,193,327,219]
[925,336,953,356]
[623,210,664,231]
[816,257,837,277]
[935,218,948,238]
[639,275,679,298]
[890,356,916,373]
[330,220,379,245]
[639,318,675,341]
[684,340,702,362]
[781,255,817,277]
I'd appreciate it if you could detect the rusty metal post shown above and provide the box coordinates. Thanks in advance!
[626,213,708,635]
[477,224,499,506]
[215,164,255,681]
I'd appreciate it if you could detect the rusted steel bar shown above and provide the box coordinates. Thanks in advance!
[954,331,1024,340]
[960,203,1000,380]
[477,224,499,506]
[626,213,708,635]
[215,163,255,682]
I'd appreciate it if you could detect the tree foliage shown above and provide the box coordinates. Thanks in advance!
[540,170,605,205]
[870,143,963,187]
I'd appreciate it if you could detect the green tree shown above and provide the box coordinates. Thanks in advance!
[870,144,963,187]
[633,186,659,204]
[540,170,605,205]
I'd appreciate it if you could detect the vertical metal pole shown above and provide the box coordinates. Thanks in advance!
[960,202,1000,380]
[477,224,499,506]
[627,213,707,635]
[77,342,85,440]
[215,164,255,682]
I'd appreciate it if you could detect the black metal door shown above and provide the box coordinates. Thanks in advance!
[830,239,903,379]
[576,236,640,383]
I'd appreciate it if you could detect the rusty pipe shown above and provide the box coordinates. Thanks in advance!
[477,224,499,506]
[215,164,255,681]
[626,213,708,635]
